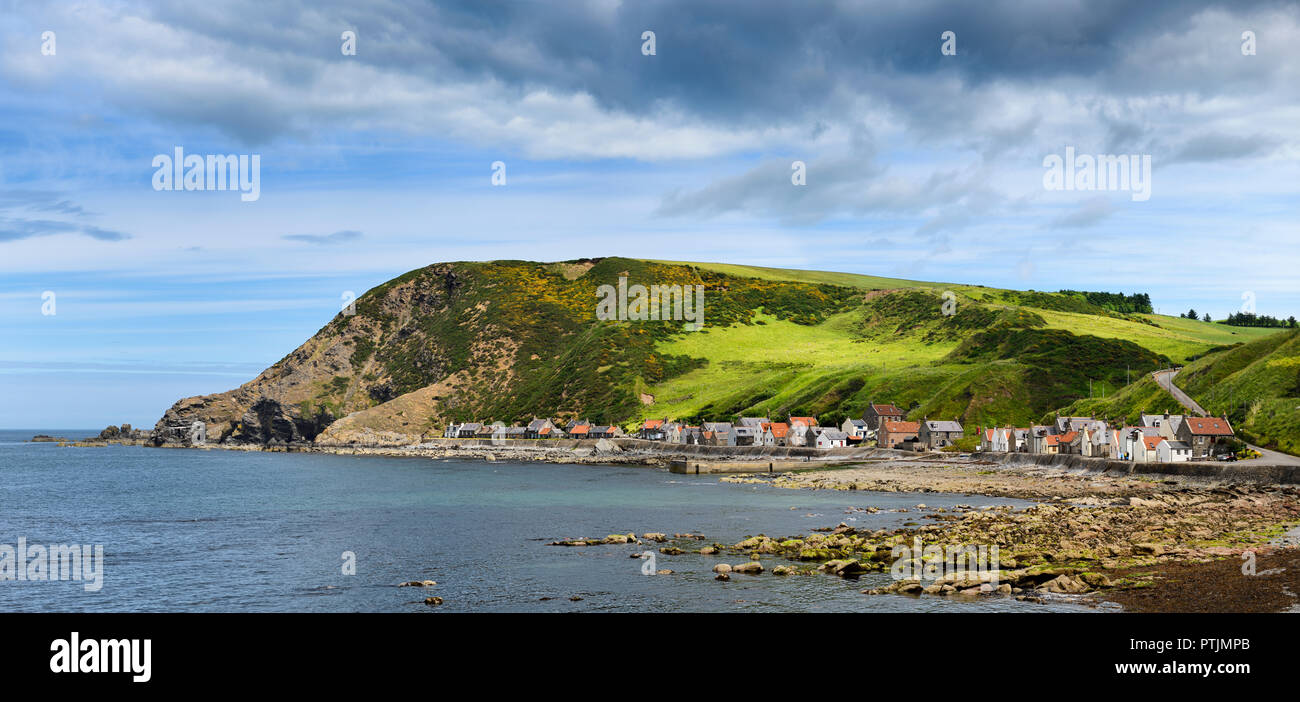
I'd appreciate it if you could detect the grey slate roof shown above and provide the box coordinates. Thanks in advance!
[925,420,964,433]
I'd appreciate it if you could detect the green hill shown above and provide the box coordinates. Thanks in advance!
[150,257,1287,446]
[1057,329,1300,454]
[1176,329,1300,454]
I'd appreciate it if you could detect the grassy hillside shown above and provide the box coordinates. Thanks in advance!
[638,262,1272,430]
[155,256,1287,446]
[1053,376,1189,427]
[1175,329,1300,455]
[1057,329,1300,454]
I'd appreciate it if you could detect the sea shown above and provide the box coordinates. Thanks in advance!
[0,429,1091,612]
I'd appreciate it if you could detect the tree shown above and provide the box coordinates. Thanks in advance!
[1186,308,1197,320]
[1290,316,1298,328]
[1203,312,1211,322]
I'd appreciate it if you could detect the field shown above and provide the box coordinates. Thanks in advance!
[636,260,1288,432]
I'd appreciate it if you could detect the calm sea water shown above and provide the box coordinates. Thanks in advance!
[0,430,1089,612]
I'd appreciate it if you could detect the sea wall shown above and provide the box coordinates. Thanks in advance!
[975,451,1300,484]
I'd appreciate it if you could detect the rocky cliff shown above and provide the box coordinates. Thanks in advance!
[152,258,857,446]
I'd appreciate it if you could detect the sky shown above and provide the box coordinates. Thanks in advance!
[1,0,1298,428]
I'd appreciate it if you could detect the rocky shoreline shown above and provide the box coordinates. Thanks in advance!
[712,465,1300,611]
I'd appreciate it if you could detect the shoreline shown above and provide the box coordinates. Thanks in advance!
[137,435,1300,480]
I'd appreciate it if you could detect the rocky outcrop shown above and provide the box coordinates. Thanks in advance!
[151,389,251,446]
[232,398,307,445]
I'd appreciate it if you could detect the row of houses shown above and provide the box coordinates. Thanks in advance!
[638,416,853,449]
[978,413,1236,462]
[439,399,967,452]
[442,418,626,440]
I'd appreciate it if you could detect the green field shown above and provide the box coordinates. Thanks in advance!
[634,260,1288,433]
[1036,310,1279,363]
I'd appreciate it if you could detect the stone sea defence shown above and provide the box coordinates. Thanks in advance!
[975,450,1300,485]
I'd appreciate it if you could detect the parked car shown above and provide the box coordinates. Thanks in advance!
[1216,453,1237,462]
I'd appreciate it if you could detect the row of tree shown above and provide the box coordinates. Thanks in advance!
[1058,290,1154,314]
[1219,311,1299,328]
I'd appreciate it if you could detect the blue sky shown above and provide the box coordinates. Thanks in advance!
[1,0,1298,428]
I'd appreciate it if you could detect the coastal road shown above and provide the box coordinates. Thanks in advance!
[1151,369,1300,467]
[1151,369,1208,416]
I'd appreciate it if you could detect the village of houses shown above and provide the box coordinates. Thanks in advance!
[441,400,1240,464]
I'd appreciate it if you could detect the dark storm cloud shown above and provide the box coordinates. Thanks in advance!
[133,0,1289,141]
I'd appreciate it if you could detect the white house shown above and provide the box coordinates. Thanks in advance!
[815,429,848,449]
[1157,439,1193,463]
[1142,413,1187,440]
[980,427,1013,452]
[1080,421,1110,458]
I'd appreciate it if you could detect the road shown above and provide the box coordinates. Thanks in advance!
[1151,368,1300,466]
[1151,369,1208,416]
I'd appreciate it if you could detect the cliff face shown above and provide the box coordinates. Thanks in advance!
[152,258,859,446]
[153,262,466,445]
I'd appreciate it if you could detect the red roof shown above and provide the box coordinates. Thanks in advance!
[769,422,790,438]
[1141,435,1163,451]
[1043,435,1061,446]
[539,427,551,435]
[642,419,664,430]
[1184,417,1233,436]
[881,421,920,434]
[871,403,905,415]
[1058,431,1079,443]
[788,416,816,426]
[569,425,589,436]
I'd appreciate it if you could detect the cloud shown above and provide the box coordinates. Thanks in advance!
[656,138,1006,228]
[1169,132,1281,164]
[36,200,94,216]
[0,217,130,243]
[282,229,364,245]
[5,0,1294,165]
[0,192,131,243]
[1050,196,1119,229]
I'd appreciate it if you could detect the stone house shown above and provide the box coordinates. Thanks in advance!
[862,401,905,431]
[525,418,555,439]
[919,419,964,450]
[1175,416,1235,459]
[841,418,868,442]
